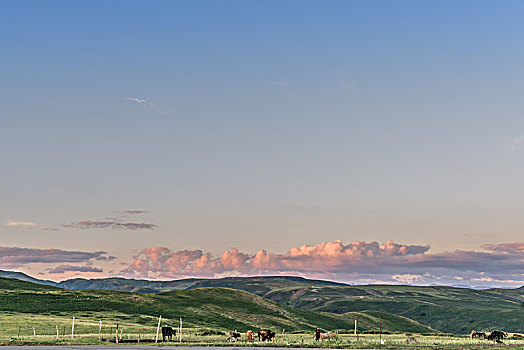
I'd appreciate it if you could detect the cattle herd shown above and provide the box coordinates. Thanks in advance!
[471,330,522,344]
[227,329,276,342]
[159,325,520,345]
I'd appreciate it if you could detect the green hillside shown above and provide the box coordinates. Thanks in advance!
[261,284,524,334]
[3,273,523,334]
[0,276,61,291]
[0,270,57,287]
[0,277,431,334]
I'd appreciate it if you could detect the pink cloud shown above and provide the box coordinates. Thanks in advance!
[122,240,430,278]
[5,221,39,228]
[120,240,524,287]
[482,242,524,254]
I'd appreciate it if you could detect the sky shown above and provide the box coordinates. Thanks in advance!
[1,0,523,288]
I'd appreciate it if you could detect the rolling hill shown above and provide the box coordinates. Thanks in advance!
[1,271,522,334]
[57,276,524,334]
[260,284,524,334]
[0,277,432,334]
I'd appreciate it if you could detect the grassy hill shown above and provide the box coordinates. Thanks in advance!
[3,272,523,334]
[261,284,524,334]
[0,277,432,335]
[0,270,57,287]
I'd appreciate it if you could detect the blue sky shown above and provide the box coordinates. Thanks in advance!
[1,1,524,286]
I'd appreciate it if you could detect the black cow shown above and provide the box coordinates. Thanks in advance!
[227,331,241,342]
[488,331,507,343]
[258,329,276,342]
[162,326,176,341]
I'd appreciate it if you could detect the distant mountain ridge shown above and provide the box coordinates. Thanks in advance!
[0,270,349,293]
[0,270,57,286]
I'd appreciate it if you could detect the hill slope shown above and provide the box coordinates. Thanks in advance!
[3,272,523,334]
[261,284,524,334]
[0,270,57,287]
[0,277,431,334]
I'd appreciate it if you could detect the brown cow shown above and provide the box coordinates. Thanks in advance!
[471,330,486,339]
[258,329,276,342]
[246,330,255,342]
[320,332,336,341]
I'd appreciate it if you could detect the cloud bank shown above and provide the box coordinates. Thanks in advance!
[122,240,524,287]
[0,247,112,269]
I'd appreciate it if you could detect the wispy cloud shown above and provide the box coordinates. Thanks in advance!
[59,210,154,230]
[63,220,156,230]
[46,265,103,274]
[126,97,147,104]
[125,97,172,116]
[122,210,148,215]
[121,240,524,287]
[5,221,39,228]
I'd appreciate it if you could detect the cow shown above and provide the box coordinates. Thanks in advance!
[471,330,486,339]
[162,326,176,342]
[227,331,241,342]
[246,330,255,342]
[406,337,417,343]
[487,331,507,343]
[320,332,336,341]
[258,329,276,342]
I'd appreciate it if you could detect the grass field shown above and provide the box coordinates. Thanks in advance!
[3,273,524,334]
[0,277,433,334]
[2,316,524,350]
[1,277,523,348]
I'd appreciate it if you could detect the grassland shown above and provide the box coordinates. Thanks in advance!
[0,277,432,342]
[1,277,524,348]
[2,320,524,350]
[260,284,524,334]
[2,275,523,348]
[51,275,524,333]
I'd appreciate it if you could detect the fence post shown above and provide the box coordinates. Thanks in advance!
[115,324,119,344]
[379,316,382,344]
[155,315,162,343]
[355,317,359,341]
[32,326,36,337]
[17,326,21,338]
[56,325,59,340]
[71,316,75,341]
[179,318,182,342]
